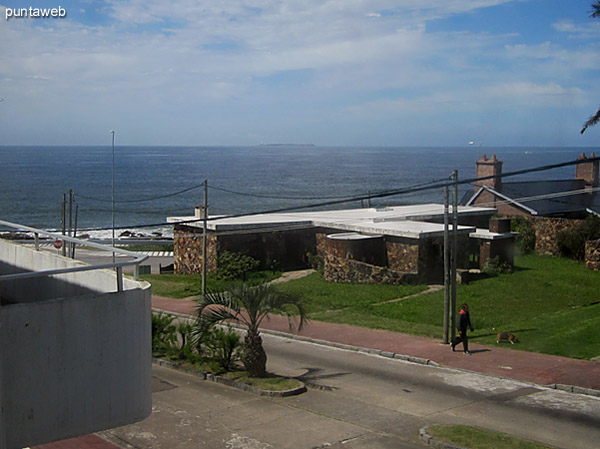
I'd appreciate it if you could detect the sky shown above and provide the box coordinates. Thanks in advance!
[0,0,599,147]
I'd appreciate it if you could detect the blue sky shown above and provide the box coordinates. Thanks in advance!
[1,0,599,146]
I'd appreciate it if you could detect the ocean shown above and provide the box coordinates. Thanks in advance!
[0,145,594,239]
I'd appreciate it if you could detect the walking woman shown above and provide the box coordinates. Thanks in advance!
[451,303,474,354]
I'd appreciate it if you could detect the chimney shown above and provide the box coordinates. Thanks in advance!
[575,153,599,188]
[475,154,503,191]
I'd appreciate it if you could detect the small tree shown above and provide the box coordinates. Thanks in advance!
[557,215,600,260]
[511,217,536,255]
[196,283,307,377]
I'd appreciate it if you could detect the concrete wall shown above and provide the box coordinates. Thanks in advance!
[0,240,152,448]
[0,240,131,303]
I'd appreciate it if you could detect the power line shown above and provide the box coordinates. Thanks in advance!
[75,181,207,203]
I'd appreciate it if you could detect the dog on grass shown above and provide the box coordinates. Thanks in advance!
[496,332,519,344]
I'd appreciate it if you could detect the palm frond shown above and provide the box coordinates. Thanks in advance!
[195,289,250,328]
[580,107,600,134]
[591,2,600,18]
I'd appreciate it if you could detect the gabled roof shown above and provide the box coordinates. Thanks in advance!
[463,179,599,216]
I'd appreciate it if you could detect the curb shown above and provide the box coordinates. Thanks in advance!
[252,325,441,367]
[151,307,600,398]
[152,358,307,397]
[546,383,600,397]
[419,426,468,449]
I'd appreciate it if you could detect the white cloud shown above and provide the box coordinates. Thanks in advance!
[484,82,585,107]
[0,0,597,145]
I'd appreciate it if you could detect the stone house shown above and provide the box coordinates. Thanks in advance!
[462,153,600,256]
[169,204,515,285]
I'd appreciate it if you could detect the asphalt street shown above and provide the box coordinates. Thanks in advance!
[101,332,600,449]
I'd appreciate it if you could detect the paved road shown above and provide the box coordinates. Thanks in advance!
[100,332,600,449]
[262,332,600,449]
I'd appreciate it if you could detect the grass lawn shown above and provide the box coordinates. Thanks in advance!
[141,270,281,299]
[273,254,600,360]
[427,425,556,449]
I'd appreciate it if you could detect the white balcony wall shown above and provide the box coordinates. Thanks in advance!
[0,240,151,449]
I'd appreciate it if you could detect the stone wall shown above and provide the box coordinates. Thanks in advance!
[323,255,418,285]
[315,232,329,259]
[530,217,583,256]
[386,239,419,273]
[174,225,217,274]
[586,239,600,271]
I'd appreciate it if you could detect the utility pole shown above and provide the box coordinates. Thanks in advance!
[443,185,450,344]
[72,204,78,258]
[202,179,208,299]
[68,189,73,257]
[110,130,116,264]
[61,193,67,257]
[450,170,458,341]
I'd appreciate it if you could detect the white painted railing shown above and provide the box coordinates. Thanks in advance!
[0,219,148,291]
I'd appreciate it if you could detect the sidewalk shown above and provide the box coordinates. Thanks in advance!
[151,295,600,392]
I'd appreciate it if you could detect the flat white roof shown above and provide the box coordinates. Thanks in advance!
[469,229,518,240]
[168,204,495,239]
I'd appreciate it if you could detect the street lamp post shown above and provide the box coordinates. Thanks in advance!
[110,130,115,263]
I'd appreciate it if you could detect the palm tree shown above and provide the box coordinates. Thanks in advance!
[196,283,307,377]
[581,2,600,134]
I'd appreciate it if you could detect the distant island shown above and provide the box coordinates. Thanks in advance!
[259,143,315,147]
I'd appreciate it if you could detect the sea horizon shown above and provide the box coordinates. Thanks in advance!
[0,145,596,239]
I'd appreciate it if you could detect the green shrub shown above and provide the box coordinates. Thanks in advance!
[482,255,512,276]
[173,322,195,359]
[557,215,600,260]
[217,251,260,281]
[204,326,242,371]
[511,217,536,255]
[151,312,177,354]
[306,252,324,273]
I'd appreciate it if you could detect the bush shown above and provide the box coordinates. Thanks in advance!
[204,326,242,371]
[173,322,195,359]
[557,215,600,260]
[511,217,536,255]
[151,312,177,355]
[217,251,260,281]
[482,255,512,276]
[306,252,324,273]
